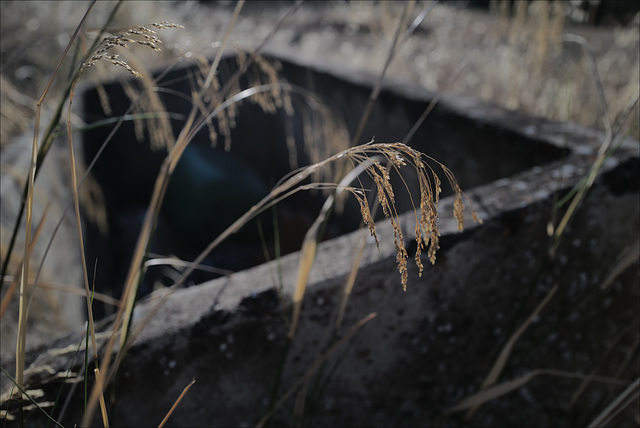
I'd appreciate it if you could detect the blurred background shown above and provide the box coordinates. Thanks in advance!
[1,0,638,151]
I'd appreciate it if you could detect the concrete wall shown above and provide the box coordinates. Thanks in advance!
[2,51,638,427]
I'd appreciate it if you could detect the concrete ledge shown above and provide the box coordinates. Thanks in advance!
[2,52,638,427]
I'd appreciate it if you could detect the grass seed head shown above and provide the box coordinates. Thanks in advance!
[342,142,480,290]
[81,22,183,77]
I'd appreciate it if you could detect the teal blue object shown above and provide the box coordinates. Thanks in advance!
[161,143,271,250]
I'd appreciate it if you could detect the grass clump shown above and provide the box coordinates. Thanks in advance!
[0,1,479,423]
[339,141,479,290]
[1,1,636,426]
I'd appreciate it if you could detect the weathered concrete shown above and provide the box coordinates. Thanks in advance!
[79,49,570,315]
[1,51,638,427]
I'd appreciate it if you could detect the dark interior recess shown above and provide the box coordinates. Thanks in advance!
[80,54,566,317]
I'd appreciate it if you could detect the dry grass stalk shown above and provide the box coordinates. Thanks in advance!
[0,207,48,321]
[69,20,182,358]
[82,2,296,422]
[22,16,184,426]
[120,139,479,389]
[588,377,640,427]
[93,367,109,427]
[459,22,638,422]
[6,2,482,423]
[158,378,196,428]
[64,101,97,360]
[77,164,109,235]
[550,34,634,255]
[449,369,628,414]
[2,276,119,307]
[287,158,377,339]
[351,0,412,147]
[568,323,638,411]
[257,312,378,427]
[80,22,184,78]
[600,240,640,291]
[119,56,175,151]
[465,284,558,419]
[15,0,98,392]
[0,76,36,149]
[346,142,480,289]
[288,239,318,339]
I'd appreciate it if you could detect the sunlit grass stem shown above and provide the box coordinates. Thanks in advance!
[15,0,100,392]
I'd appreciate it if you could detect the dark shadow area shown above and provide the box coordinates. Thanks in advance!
[80,53,566,317]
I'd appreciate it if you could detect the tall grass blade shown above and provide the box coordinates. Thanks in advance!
[1,277,120,307]
[450,369,628,414]
[257,312,377,427]
[94,368,109,427]
[451,371,539,413]
[66,9,175,380]
[335,231,367,330]
[568,324,637,409]
[288,239,317,339]
[0,204,48,320]
[30,65,176,323]
[288,158,376,338]
[600,240,640,291]
[0,366,65,428]
[157,378,196,428]
[0,0,115,293]
[351,0,413,146]
[588,377,640,427]
[117,3,300,358]
[465,284,558,419]
[67,83,98,360]
[202,0,245,90]
[15,0,98,390]
[551,34,618,254]
[82,5,305,423]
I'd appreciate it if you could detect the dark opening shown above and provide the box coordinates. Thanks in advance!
[80,53,565,317]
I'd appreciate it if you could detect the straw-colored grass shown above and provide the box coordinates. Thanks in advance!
[0,1,479,423]
[0,0,637,426]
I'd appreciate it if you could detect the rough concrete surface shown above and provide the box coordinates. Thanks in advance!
[1,2,638,427]
[3,58,639,425]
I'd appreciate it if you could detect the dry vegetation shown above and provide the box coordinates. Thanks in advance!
[0,0,638,426]
[1,1,638,146]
